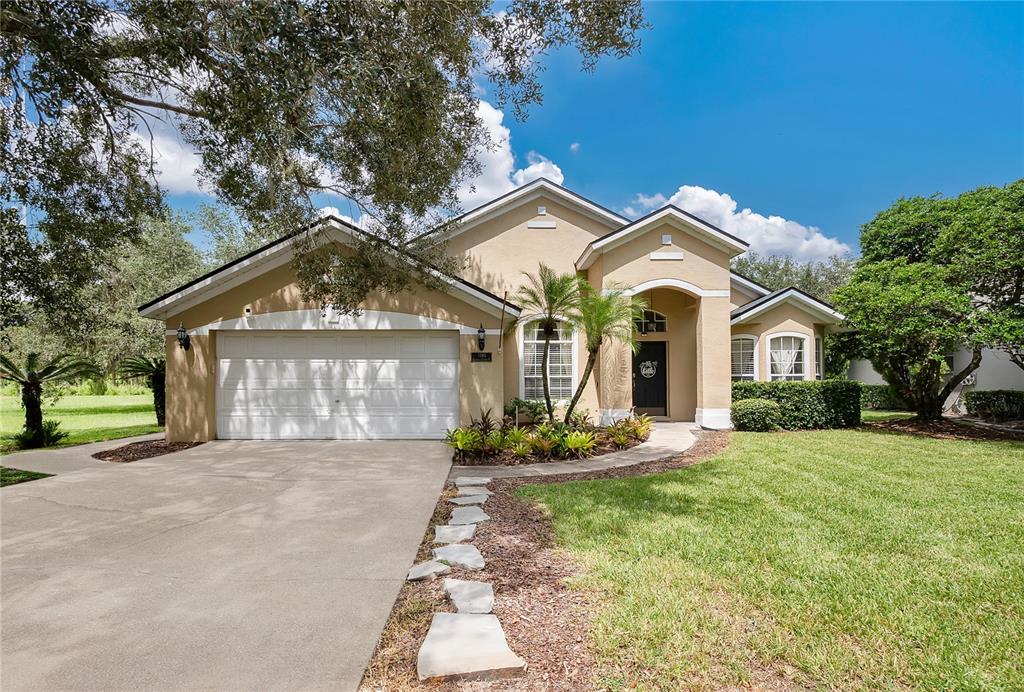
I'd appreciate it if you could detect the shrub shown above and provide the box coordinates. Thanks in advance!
[626,413,653,440]
[732,380,862,429]
[731,399,781,432]
[470,409,498,437]
[445,427,482,462]
[529,433,555,458]
[561,430,597,458]
[511,442,531,459]
[504,397,546,423]
[14,420,69,449]
[861,383,911,410]
[965,390,1024,421]
[504,426,528,446]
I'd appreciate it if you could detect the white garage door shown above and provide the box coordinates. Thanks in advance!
[216,331,459,439]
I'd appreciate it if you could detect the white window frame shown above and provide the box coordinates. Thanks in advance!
[730,334,759,381]
[518,319,578,403]
[767,332,811,382]
[815,336,823,380]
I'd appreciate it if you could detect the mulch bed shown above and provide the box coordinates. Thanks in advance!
[454,435,644,467]
[863,418,1024,442]
[92,440,203,462]
[360,430,730,691]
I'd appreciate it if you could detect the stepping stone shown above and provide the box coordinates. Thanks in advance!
[450,506,489,525]
[433,544,485,570]
[434,524,476,544]
[449,495,488,506]
[443,578,495,614]
[417,613,526,681]
[457,486,493,497]
[454,476,491,487]
[407,560,450,581]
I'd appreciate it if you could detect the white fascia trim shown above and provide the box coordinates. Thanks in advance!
[730,289,844,326]
[167,309,503,337]
[622,278,730,299]
[141,219,517,321]
[730,273,770,298]
[765,331,812,381]
[576,207,748,270]
[730,333,761,381]
[696,408,732,430]
[436,179,625,244]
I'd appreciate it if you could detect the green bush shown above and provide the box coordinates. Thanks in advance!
[731,399,782,432]
[732,380,862,429]
[964,390,1024,421]
[861,383,911,410]
[13,420,69,449]
[504,397,546,422]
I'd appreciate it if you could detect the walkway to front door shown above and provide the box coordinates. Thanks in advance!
[633,341,667,416]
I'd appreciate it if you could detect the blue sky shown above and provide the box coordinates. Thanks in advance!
[163,2,1024,259]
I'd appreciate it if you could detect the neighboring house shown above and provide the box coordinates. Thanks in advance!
[140,178,844,441]
[849,349,1024,410]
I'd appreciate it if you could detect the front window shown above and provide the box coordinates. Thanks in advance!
[770,335,806,381]
[815,336,823,380]
[523,321,574,401]
[635,310,667,335]
[731,337,756,381]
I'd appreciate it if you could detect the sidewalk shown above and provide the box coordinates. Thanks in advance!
[450,422,699,480]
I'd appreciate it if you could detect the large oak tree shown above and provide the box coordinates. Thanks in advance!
[2,0,646,331]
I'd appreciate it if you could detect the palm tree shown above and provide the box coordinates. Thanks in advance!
[119,356,167,426]
[0,353,100,445]
[563,283,645,423]
[507,264,581,421]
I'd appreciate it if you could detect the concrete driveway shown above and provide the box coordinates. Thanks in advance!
[1,440,451,691]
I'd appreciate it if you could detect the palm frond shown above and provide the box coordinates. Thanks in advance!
[119,356,165,379]
[0,354,28,382]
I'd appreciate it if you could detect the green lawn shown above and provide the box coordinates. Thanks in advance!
[520,428,1024,690]
[1,395,162,454]
[1,466,53,486]
[861,408,915,422]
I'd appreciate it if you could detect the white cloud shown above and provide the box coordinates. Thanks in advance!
[135,126,205,195]
[317,206,362,228]
[569,142,581,154]
[457,101,565,209]
[624,185,850,261]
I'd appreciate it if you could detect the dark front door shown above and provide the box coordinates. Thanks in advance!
[633,341,667,416]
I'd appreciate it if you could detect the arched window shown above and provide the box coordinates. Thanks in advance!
[731,336,757,381]
[634,310,667,335]
[521,320,575,401]
[768,333,809,381]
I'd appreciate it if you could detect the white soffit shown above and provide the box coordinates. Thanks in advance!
[730,289,844,325]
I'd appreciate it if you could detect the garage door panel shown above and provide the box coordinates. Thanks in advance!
[216,330,459,440]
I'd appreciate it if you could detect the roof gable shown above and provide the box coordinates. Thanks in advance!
[576,205,749,269]
[420,178,627,244]
[138,217,520,320]
[730,287,844,325]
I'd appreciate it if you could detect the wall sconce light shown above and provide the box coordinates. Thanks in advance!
[176,322,191,351]
[477,324,487,351]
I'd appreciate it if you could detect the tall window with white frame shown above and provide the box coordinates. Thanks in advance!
[769,335,806,381]
[731,336,756,381]
[815,336,823,380]
[523,320,574,401]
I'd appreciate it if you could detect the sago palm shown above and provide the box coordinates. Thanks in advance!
[562,282,645,423]
[507,264,581,421]
[119,356,167,426]
[0,352,100,444]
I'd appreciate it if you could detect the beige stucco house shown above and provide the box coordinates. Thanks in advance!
[140,179,844,441]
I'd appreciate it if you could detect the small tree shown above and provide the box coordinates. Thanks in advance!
[0,353,99,446]
[563,283,644,423]
[119,357,166,426]
[507,265,581,421]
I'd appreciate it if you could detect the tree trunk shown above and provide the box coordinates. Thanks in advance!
[912,347,984,421]
[150,372,166,427]
[564,349,597,424]
[541,335,554,421]
[21,381,43,443]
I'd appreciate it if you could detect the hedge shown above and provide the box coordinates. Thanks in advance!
[964,390,1024,421]
[860,383,911,411]
[732,380,862,429]
[731,399,781,432]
